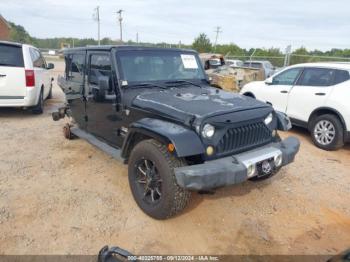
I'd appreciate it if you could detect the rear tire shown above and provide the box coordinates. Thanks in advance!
[128,139,191,219]
[32,88,44,114]
[310,114,344,150]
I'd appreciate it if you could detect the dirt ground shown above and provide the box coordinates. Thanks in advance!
[0,60,349,256]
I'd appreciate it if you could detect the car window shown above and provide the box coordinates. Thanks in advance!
[334,69,350,85]
[30,48,46,68]
[272,68,302,85]
[68,54,85,83]
[117,50,205,83]
[89,54,112,86]
[298,68,335,87]
[264,62,273,69]
[0,44,24,67]
[243,62,262,69]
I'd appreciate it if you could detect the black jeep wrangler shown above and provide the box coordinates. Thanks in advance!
[54,46,300,219]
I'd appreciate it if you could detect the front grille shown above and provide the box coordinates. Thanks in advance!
[216,122,272,155]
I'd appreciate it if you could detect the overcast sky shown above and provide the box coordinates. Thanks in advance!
[1,0,349,51]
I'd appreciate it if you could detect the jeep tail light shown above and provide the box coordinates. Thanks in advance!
[25,70,35,87]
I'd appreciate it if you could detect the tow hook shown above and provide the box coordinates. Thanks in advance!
[52,106,68,121]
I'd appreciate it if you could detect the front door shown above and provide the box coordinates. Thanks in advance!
[85,52,122,147]
[287,67,335,123]
[259,67,303,113]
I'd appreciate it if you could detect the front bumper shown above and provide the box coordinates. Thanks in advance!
[174,136,300,190]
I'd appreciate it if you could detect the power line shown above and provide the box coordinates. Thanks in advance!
[213,26,222,52]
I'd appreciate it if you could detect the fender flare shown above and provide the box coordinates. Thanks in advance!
[275,111,292,131]
[121,118,205,159]
[308,107,347,131]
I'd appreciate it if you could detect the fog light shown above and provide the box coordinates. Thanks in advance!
[206,146,214,156]
[274,154,283,167]
[247,164,256,178]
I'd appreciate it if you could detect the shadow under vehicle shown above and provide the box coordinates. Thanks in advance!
[53,46,300,219]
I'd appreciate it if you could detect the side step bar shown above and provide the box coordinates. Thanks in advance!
[70,127,124,162]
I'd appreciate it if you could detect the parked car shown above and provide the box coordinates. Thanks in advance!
[0,41,54,114]
[225,59,243,67]
[243,60,275,79]
[53,46,300,219]
[199,53,225,70]
[241,63,350,150]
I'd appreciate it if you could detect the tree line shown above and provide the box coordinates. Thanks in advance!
[8,21,350,67]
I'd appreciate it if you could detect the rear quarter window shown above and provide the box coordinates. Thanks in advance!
[0,44,24,67]
[334,69,350,85]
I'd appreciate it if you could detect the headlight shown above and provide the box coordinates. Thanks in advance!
[202,124,215,138]
[264,113,273,125]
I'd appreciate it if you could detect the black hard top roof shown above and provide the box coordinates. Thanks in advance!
[63,45,196,54]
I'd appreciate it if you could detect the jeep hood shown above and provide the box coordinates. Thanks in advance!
[132,86,271,124]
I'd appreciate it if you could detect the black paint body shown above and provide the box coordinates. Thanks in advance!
[59,46,282,162]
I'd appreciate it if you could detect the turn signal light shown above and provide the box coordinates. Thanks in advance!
[167,143,175,153]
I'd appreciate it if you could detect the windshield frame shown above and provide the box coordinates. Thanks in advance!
[115,49,207,87]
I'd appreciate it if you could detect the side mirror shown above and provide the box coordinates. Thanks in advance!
[98,76,110,93]
[47,63,55,70]
[93,76,110,102]
[265,77,273,85]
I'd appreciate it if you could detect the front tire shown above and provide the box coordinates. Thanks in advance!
[310,114,344,151]
[128,139,191,219]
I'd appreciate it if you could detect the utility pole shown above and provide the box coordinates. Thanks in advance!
[116,9,124,42]
[213,26,222,52]
[93,6,101,45]
[284,45,292,67]
[136,32,139,44]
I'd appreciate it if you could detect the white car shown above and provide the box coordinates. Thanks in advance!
[0,41,54,114]
[225,59,243,67]
[241,63,350,150]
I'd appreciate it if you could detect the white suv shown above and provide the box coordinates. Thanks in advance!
[241,63,350,150]
[0,41,54,114]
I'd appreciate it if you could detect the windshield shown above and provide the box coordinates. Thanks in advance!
[209,59,221,66]
[116,50,206,84]
[243,62,262,69]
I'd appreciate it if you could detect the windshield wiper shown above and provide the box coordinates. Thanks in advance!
[127,82,167,89]
[165,80,202,88]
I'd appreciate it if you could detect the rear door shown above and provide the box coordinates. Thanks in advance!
[64,51,87,129]
[0,44,26,98]
[257,67,303,113]
[287,67,335,122]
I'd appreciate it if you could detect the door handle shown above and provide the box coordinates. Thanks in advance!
[280,90,288,94]
[315,93,326,96]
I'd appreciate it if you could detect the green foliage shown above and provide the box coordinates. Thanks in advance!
[8,22,35,44]
[192,33,212,53]
[215,43,245,57]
